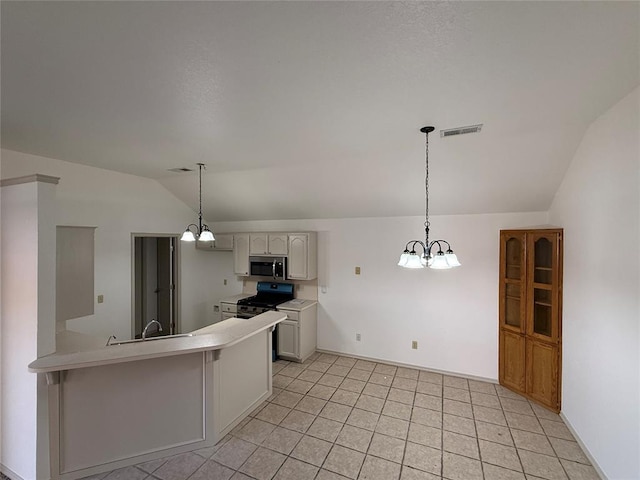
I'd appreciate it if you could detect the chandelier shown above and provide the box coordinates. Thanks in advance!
[397,126,461,269]
[180,163,215,242]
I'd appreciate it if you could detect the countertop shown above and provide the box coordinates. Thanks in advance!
[276,299,318,311]
[220,293,254,303]
[29,311,286,374]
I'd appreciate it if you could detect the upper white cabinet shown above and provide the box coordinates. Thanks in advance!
[196,233,234,251]
[233,233,250,276]
[288,233,317,280]
[213,233,234,251]
[196,230,317,281]
[250,233,288,256]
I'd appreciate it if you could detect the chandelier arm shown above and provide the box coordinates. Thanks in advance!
[406,240,427,254]
[429,239,451,251]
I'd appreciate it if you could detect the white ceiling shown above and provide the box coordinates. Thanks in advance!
[2,1,638,221]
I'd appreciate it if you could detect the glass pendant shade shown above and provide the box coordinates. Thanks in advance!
[199,228,215,242]
[445,251,461,267]
[429,252,451,269]
[181,229,196,242]
[397,252,411,267]
[405,253,425,269]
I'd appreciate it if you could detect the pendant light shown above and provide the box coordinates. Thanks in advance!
[180,163,215,242]
[398,126,461,269]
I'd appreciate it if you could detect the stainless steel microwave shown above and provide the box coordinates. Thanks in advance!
[249,256,288,280]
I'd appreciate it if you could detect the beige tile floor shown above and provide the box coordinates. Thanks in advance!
[77,352,599,480]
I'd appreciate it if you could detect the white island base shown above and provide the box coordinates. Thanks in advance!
[29,313,285,480]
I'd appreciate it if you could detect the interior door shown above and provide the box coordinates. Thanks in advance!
[134,235,178,339]
[156,237,174,335]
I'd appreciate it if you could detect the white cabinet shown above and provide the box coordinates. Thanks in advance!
[277,302,317,362]
[220,302,237,321]
[277,321,299,359]
[196,230,316,281]
[213,233,234,251]
[268,234,288,255]
[233,233,250,276]
[196,233,234,251]
[250,233,288,255]
[288,233,317,280]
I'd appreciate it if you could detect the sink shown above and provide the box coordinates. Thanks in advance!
[108,333,194,346]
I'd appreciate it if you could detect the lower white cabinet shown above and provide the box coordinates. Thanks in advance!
[277,320,299,359]
[220,302,237,321]
[276,301,317,362]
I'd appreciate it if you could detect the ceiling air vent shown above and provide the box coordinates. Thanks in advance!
[440,124,483,138]
[168,167,194,173]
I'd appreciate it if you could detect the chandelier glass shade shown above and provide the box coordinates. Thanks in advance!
[398,126,461,270]
[180,163,215,243]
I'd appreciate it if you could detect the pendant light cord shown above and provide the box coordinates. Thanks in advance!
[424,129,430,247]
[197,162,205,232]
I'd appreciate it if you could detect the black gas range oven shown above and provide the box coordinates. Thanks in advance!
[236,282,295,319]
[237,282,294,361]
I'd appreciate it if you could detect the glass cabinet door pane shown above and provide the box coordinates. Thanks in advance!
[534,238,553,284]
[505,283,521,327]
[505,238,522,280]
[533,288,552,337]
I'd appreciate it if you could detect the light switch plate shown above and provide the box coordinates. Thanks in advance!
[355,266,361,275]
[97,295,104,304]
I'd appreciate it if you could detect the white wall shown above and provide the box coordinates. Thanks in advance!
[0,150,240,340]
[213,211,547,380]
[1,179,57,479]
[549,87,640,480]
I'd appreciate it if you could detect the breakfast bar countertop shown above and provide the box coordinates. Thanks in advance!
[28,311,286,374]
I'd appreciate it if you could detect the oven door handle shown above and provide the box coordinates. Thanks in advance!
[272,259,276,279]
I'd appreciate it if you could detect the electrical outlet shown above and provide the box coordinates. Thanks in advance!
[355,266,361,275]
[356,333,361,341]
[224,279,227,285]
[97,294,104,304]
[412,340,418,350]
[214,305,220,312]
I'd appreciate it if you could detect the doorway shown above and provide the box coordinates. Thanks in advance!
[132,234,180,339]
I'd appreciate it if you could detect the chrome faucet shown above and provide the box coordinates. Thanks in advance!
[142,319,163,340]
[105,335,117,346]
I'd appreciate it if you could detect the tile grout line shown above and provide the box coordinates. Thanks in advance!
[85,353,597,480]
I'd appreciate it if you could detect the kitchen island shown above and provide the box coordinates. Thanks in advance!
[28,311,286,480]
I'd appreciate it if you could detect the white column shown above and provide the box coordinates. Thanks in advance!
[1,174,58,479]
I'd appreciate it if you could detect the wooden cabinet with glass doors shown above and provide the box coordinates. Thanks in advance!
[499,229,563,412]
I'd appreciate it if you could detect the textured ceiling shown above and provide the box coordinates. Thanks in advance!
[2,1,638,221]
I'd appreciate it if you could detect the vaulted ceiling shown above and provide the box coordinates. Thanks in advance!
[2,1,638,221]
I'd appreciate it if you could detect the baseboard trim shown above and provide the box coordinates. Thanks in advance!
[559,412,607,480]
[314,348,499,384]
[1,463,26,480]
